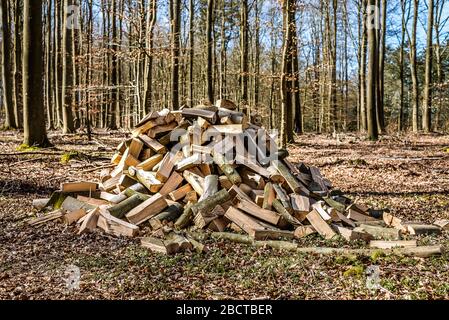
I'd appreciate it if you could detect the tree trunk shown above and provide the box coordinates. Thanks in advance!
[206,0,214,104]
[360,0,367,131]
[422,0,434,132]
[22,0,50,147]
[170,0,181,110]
[12,0,22,128]
[409,0,419,132]
[0,0,16,128]
[188,0,194,106]
[45,0,54,130]
[377,0,386,133]
[280,0,294,147]
[143,0,157,114]
[109,0,118,129]
[61,0,75,133]
[292,2,302,134]
[367,0,379,140]
[240,0,248,107]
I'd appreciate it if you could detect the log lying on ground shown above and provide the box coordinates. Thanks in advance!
[211,232,442,257]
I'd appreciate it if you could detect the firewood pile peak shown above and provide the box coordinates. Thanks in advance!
[30,99,447,256]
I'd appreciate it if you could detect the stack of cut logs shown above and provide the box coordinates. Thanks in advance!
[30,99,447,256]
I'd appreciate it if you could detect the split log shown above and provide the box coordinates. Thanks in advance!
[198,175,218,201]
[182,170,205,196]
[214,153,242,185]
[182,108,217,124]
[262,182,276,210]
[294,226,317,238]
[147,122,178,138]
[272,199,301,227]
[63,208,86,225]
[175,189,231,230]
[128,167,163,193]
[32,198,50,211]
[168,184,193,201]
[108,194,145,219]
[159,171,184,196]
[347,209,377,222]
[138,135,167,154]
[78,208,100,234]
[149,203,183,230]
[136,153,164,171]
[433,219,449,231]
[306,209,337,240]
[272,184,292,211]
[97,211,139,237]
[61,196,96,212]
[28,209,64,226]
[61,181,98,193]
[125,193,168,225]
[233,195,285,227]
[271,160,306,194]
[76,196,110,207]
[156,151,182,182]
[128,138,144,159]
[218,176,232,190]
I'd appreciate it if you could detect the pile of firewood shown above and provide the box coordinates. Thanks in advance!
[30,99,447,256]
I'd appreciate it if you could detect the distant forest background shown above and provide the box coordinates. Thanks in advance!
[1,0,448,147]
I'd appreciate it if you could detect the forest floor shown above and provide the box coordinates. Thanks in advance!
[0,130,448,300]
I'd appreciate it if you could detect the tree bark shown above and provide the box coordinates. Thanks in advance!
[366,0,379,140]
[0,0,16,128]
[240,0,248,106]
[170,0,181,110]
[61,0,75,133]
[409,0,419,133]
[206,0,214,104]
[22,0,50,147]
[422,0,434,132]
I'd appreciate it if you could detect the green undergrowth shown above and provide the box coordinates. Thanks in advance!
[60,151,79,164]
[16,144,41,152]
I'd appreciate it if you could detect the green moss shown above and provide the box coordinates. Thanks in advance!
[370,250,385,263]
[16,144,41,152]
[60,151,79,164]
[343,265,365,278]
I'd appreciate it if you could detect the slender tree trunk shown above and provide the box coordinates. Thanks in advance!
[45,0,54,130]
[143,0,157,114]
[108,0,118,129]
[61,0,75,133]
[422,0,434,132]
[22,0,50,146]
[12,0,22,128]
[254,0,260,107]
[1,0,16,128]
[367,0,379,140]
[280,0,294,147]
[206,0,214,104]
[409,0,419,132]
[377,0,386,132]
[240,0,248,107]
[291,3,302,134]
[189,0,194,106]
[170,0,181,110]
[398,0,406,132]
[360,0,367,131]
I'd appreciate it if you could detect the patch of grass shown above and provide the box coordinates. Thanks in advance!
[370,250,385,263]
[60,151,79,164]
[16,144,40,152]
[343,265,365,278]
